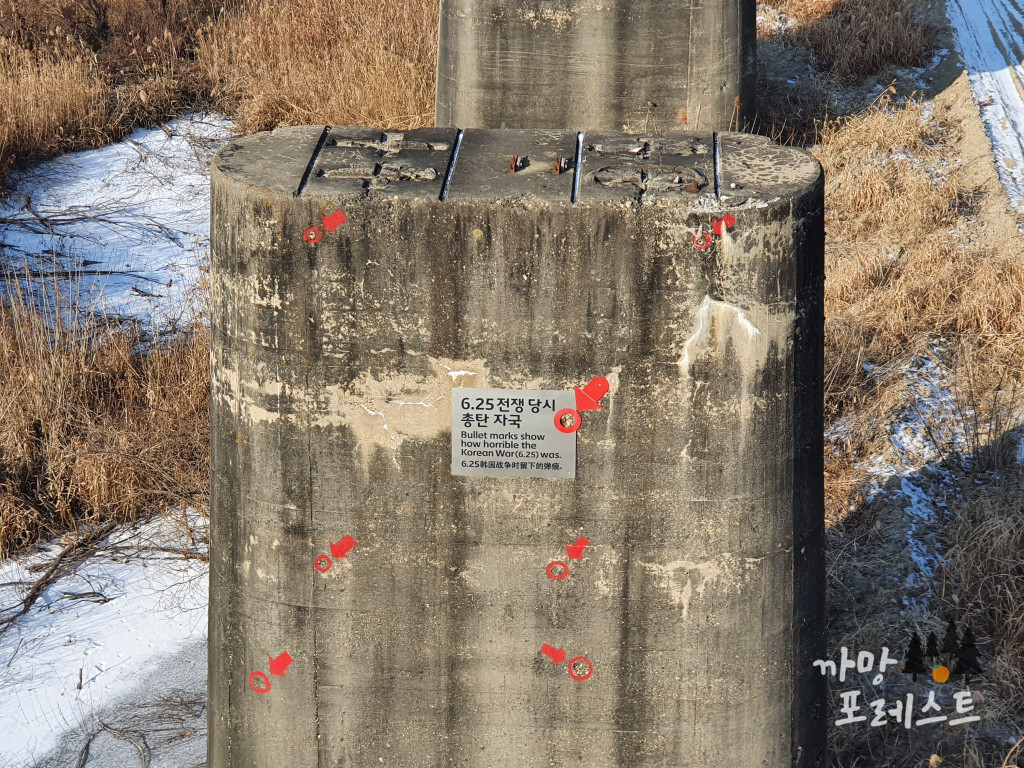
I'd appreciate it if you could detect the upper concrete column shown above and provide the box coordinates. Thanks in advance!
[435,0,756,132]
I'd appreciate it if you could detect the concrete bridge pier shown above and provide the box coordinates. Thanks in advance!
[207,126,826,767]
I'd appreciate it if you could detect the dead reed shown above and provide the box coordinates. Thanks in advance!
[0,270,209,558]
[0,0,234,188]
[194,0,438,133]
[810,92,1024,525]
[766,0,933,83]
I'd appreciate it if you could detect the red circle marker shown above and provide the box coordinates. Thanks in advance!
[693,233,712,250]
[555,408,582,434]
[546,560,570,580]
[568,656,594,681]
[303,226,322,244]
[314,554,333,573]
[249,670,271,694]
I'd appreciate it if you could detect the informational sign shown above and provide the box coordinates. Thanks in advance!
[451,387,576,478]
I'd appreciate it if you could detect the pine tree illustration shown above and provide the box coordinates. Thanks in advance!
[925,632,940,666]
[953,625,983,686]
[941,618,960,668]
[905,632,928,682]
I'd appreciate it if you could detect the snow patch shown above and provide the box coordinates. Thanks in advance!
[850,352,966,608]
[947,0,1024,214]
[0,114,234,327]
[0,511,208,765]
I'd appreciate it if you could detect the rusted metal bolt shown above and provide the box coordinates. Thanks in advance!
[508,155,529,173]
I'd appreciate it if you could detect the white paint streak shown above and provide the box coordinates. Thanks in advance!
[641,556,731,619]
[435,361,481,382]
[255,567,278,584]
[359,404,392,434]
[677,295,762,379]
[251,275,284,309]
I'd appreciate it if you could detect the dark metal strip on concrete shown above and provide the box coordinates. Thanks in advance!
[571,131,584,204]
[713,132,723,199]
[439,128,465,201]
[294,125,331,197]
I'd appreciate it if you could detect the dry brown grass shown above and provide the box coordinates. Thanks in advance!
[801,80,1024,766]
[0,273,209,558]
[813,93,1024,523]
[0,0,233,188]
[0,41,109,184]
[935,466,1024,767]
[940,466,1024,711]
[766,0,933,84]
[0,0,439,188]
[195,0,438,133]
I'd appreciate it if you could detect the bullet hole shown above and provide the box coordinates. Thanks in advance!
[555,407,583,434]
[546,560,570,579]
[568,656,594,681]
[249,671,271,694]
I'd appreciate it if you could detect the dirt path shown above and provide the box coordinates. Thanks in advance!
[946,0,1024,219]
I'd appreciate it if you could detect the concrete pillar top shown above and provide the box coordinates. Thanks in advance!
[214,126,821,210]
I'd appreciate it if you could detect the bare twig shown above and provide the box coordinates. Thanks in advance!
[6,267,169,285]
[0,521,117,636]
[98,720,151,768]
[58,590,111,603]
[105,545,208,562]
[4,638,24,670]
[75,731,99,768]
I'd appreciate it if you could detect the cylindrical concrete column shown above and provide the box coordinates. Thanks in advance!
[209,126,825,767]
[435,0,756,132]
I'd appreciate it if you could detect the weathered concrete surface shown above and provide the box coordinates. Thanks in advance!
[208,126,826,767]
[436,0,756,132]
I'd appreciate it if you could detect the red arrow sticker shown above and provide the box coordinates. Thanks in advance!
[330,535,357,558]
[566,536,590,560]
[574,376,609,412]
[541,644,567,665]
[269,651,294,677]
[712,213,737,236]
[322,209,348,232]
[582,376,609,404]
